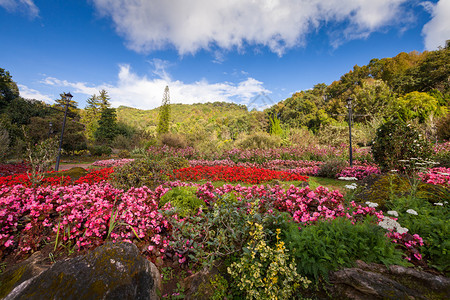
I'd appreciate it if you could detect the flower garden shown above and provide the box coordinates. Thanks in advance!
[0,144,449,299]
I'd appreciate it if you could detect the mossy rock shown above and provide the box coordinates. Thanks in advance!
[44,167,88,181]
[0,251,50,298]
[2,242,160,299]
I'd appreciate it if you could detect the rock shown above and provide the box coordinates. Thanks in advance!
[0,251,50,298]
[4,242,161,300]
[327,261,450,300]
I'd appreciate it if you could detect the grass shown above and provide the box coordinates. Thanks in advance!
[190,176,355,194]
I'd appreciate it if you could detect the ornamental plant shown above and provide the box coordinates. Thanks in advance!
[282,216,407,282]
[227,223,310,300]
[372,119,432,172]
[110,158,170,190]
[159,186,204,217]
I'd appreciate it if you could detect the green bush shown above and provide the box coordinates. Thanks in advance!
[118,149,130,158]
[159,186,204,217]
[161,156,189,170]
[159,133,187,148]
[110,158,169,190]
[317,159,348,178]
[436,112,450,141]
[385,196,450,274]
[236,132,281,149]
[282,216,407,282]
[372,119,432,172]
[88,145,112,156]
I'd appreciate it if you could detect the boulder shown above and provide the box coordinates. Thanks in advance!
[4,242,161,300]
[327,261,450,299]
[0,251,50,298]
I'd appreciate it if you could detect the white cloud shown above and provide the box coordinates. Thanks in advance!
[0,0,39,18]
[18,84,53,103]
[91,0,410,56]
[422,0,450,50]
[42,64,270,110]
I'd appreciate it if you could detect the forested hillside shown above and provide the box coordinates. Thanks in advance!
[1,44,449,161]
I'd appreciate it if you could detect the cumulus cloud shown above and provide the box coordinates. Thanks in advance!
[422,0,450,50]
[0,0,39,18]
[42,63,270,110]
[18,84,53,103]
[91,0,410,55]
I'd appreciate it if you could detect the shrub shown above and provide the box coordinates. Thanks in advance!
[228,224,310,299]
[436,112,450,141]
[0,129,9,162]
[159,186,204,217]
[161,156,189,170]
[236,132,282,150]
[385,196,450,274]
[110,158,169,190]
[88,145,112,156]
[282,216,407,282]
[317,159,348,178]
[159,133,187,149]
[118,149,130,158]
[112,134,131,150]
[372,119,432,172]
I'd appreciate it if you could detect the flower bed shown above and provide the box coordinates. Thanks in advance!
[172,165,309,184]
[0,163,30,177]
[92,158,134,167]
[419,167,450,188]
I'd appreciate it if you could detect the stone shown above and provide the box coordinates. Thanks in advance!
[0,251,50,298]
[4,242,161,300]
[327,261,450,300]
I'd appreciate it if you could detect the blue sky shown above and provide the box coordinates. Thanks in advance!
[1,0,449,110]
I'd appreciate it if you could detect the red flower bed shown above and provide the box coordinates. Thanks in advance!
[0,168,113,187]
[172,165,308,184]
[0,163,30,177]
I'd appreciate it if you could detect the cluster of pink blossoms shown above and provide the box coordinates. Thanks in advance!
[92,158,135,167]
[419,167,450,188]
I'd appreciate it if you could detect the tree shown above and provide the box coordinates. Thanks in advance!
[95,107,118,142]
[0,68,20,112]
[157,86,171,134]
[53,93,79,119]
[353,78,394,121]
[395,91,441,123]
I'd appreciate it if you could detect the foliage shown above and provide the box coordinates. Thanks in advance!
[437,112,450,141]
[269,114,283,136]
[384,195,450,274]
[159,186,204,217]
[0,68,19,112]
[118,149,130,158]
[110,158,170,190]
[161,156,189,170]
[193,274,229,300]
[159,133,187,148]
[157,86,171,135]
[94,107,118,143]
[395,92,441,123]
[236,132,281,149]
[317,159,348,179]
[0,129,9,162]
[228,224,310,300]
[372,119,432,172]
[25,137,58,185]
[282,216,407,282]
[88,145,112,156]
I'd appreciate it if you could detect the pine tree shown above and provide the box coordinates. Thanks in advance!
[157,86,171,134]
[82,90,112,141]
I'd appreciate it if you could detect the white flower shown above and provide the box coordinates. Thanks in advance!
[338,177,358,181]
[378,216,408,234]
[434,202,443,206]
[345,183,357,190]
[387,210,399,217]
[365,201,379,208]
[397,227,409,234]
[406,209,418,215]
